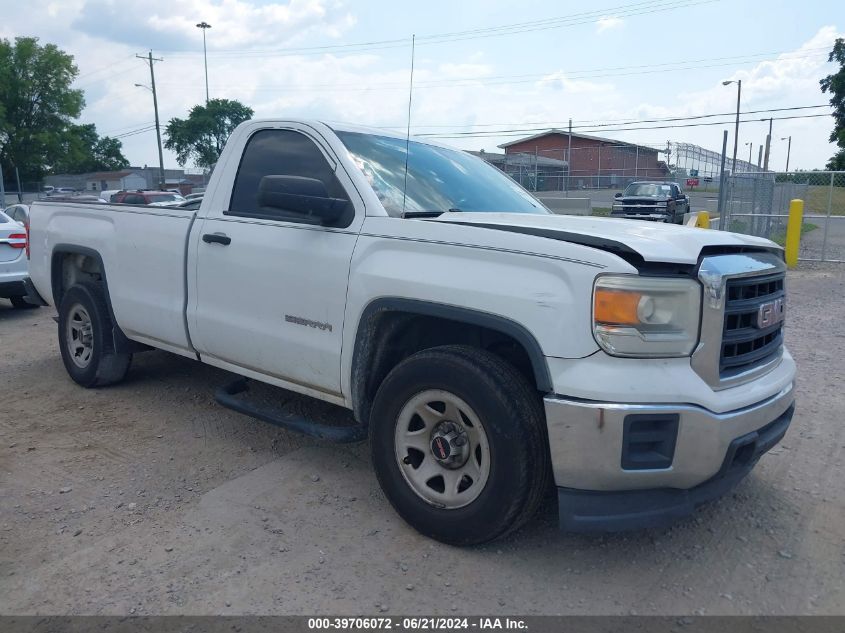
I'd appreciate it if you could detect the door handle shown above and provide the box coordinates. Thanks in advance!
[202,232,231,245]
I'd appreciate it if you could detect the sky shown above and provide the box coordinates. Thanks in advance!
[2,0,842,172]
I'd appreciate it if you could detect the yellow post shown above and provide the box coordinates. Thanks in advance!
[694,211,710,229]
[785,199,804,268]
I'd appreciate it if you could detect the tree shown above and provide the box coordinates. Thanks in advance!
[0,37,85,182]
[51,124,129,174]
[164,99,254,168]
[820,38,845,171]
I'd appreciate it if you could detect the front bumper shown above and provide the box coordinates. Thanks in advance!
[610,210,671,221]
[544,383,795,531]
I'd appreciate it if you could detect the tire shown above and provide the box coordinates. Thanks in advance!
[57,282,132,388]
[10,295,38,309]
[369,345,549,545]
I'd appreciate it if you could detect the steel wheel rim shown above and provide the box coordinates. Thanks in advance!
[66,304,94,369]
[394,389,491,509]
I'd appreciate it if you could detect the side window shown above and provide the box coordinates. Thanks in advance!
[228,129,350,224]
[123,194,144,204]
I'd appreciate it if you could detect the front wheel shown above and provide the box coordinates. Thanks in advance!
[369,345,549,545]
[58,282,132,388]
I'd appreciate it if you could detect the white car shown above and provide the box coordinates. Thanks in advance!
[98,190,123,203]
[4,203,29,226]
[0,209,36,309]
[26,119,795,544]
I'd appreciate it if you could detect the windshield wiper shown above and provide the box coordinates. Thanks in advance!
[402,208,462,219]
[402,210,444,218]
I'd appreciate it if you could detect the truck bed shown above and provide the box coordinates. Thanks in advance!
[28,200,198,356]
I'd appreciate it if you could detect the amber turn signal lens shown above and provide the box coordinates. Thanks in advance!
[594,288,642,325]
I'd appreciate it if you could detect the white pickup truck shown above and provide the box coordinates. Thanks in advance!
[25,119,795,544]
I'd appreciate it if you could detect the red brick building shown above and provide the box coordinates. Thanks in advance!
[499,130,669,190]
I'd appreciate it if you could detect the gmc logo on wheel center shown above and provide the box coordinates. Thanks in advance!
[756,297,785,329]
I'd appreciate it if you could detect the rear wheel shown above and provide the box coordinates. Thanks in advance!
[58,282,132,388]
[370,345,549,545]
[10,295,38,309]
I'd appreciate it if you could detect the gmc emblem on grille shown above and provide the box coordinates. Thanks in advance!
[756,297,785,329]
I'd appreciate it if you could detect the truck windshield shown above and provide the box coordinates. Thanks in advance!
[336,131,547,217]
[625,183,671,197]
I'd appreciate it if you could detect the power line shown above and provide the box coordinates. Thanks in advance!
[423,112,832,139]
[414,104,831,137]
[101,121,156,135]
[112,125,158,139]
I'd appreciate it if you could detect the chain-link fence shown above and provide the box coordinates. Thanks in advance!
[723,171,845,263]
[481,143,672,193]
[1,182,45,207]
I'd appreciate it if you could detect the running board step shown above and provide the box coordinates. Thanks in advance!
[214,377,367,443]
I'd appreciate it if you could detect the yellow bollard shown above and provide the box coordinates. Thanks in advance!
[784,199,804,268]
[694,211,710,229]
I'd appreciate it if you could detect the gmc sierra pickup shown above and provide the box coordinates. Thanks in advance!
[25,119,796,545]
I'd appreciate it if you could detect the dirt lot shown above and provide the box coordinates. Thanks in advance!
[1,265,843,616]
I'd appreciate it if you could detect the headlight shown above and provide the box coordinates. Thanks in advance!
[592,275,701,357]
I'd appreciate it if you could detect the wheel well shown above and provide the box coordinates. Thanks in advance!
[50,248,149,354]
[352,303,551,425]
[51,250,105,307]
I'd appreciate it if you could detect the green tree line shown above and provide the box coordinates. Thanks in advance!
[0,37,129,185]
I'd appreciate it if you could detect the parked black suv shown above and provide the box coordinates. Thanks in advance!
[611,181,689,224]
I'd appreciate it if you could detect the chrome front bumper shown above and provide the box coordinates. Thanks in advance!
[544,382,795,492]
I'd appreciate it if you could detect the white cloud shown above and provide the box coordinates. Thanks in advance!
[536,71,614,94]
[596,16,624,34]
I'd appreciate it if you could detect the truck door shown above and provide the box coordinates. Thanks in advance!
[189,126,363,398]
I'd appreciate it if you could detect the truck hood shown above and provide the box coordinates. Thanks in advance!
[430,212,780,265]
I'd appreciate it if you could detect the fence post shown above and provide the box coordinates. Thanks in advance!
[716,130,728,230]
[785,199,804,268]
[821,172,834,262]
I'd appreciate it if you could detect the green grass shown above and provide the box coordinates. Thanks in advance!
[803,185,845,216]
[770,222,818,247]
[591,207,611,216]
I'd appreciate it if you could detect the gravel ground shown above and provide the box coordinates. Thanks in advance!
[0,264,843,616]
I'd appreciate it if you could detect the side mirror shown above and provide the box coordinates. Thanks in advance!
[614,192,622,198]
[257,175,349,225]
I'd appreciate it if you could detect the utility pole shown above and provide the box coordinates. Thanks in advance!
[137,52,166,190]
[666,140,671,176]
[757,145,763,169]
[566,118,572,196]
[762,117,772,172]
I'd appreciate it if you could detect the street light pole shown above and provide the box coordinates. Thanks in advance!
[135,51,165,190]
[723,79,741,173]
[745,142,753,170]
[196,22,211,104]
[781,136,792,172]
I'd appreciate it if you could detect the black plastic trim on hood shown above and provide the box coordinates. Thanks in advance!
[441,221,639,259]
[436,220,782,278]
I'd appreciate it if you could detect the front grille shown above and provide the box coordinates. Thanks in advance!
[720,272,785,377]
